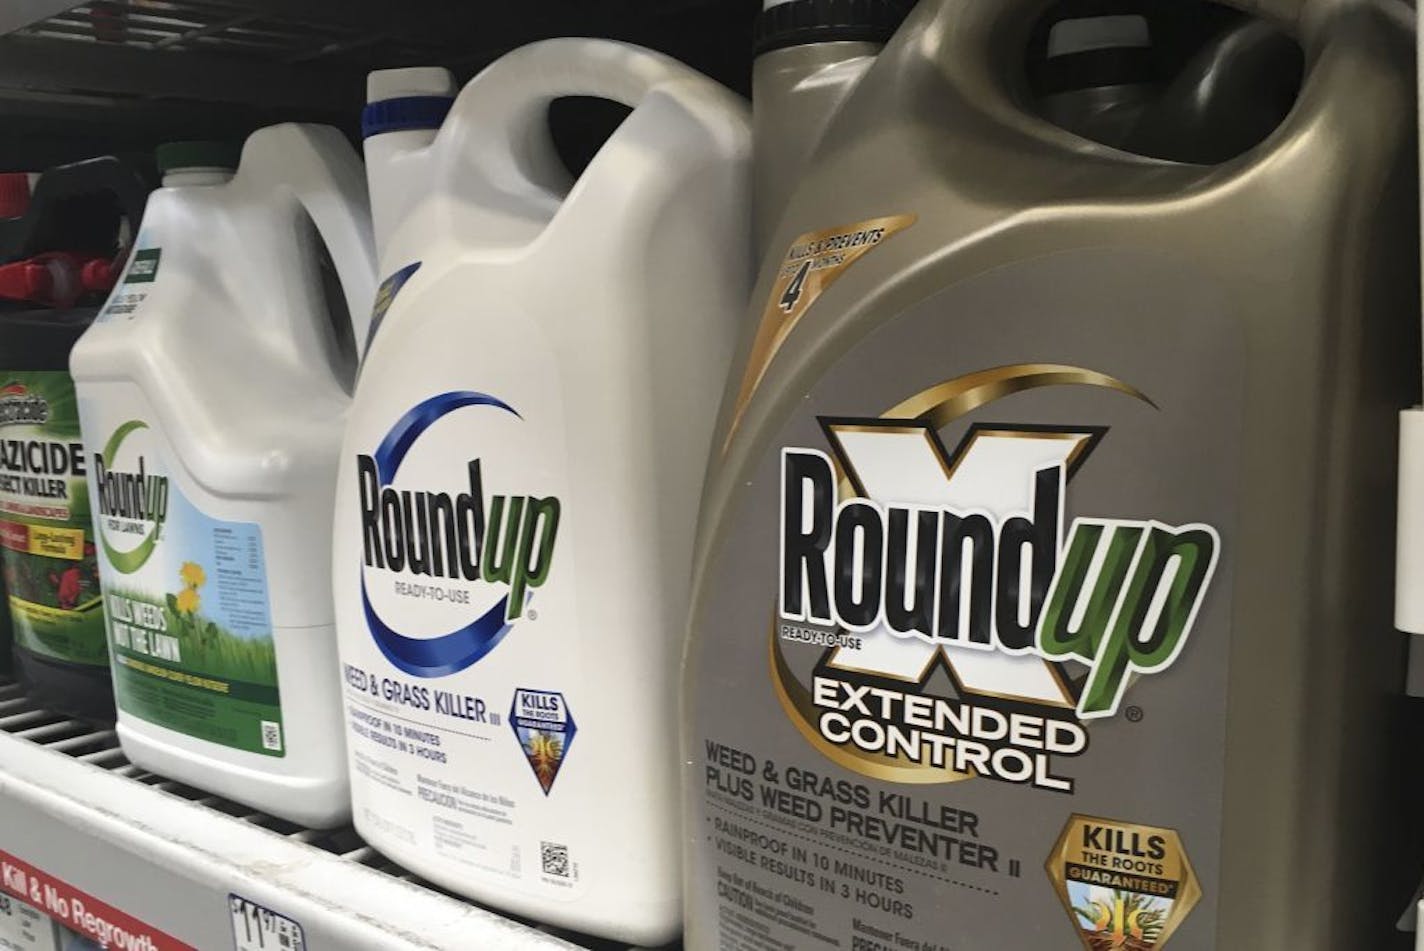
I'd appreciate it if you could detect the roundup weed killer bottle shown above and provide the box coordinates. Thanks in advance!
[684,0,1421,948]
[335,40,749,943]
[71,131,375,826]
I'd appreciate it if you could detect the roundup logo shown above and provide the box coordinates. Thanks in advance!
[93,421,169,574]
[0,384,48,427]
[358,391,561,679]
[770,365,1220,792]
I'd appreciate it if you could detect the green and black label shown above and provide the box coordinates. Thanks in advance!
[123,248,161,284]
[100,246,162,321]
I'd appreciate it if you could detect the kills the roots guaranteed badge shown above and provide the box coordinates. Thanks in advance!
[1047,815,1201,950]
[511,688,576,794]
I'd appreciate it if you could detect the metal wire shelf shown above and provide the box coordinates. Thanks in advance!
[0,674,649,950]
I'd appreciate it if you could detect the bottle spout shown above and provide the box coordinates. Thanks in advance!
[363,67,458,260]
[751,0,913,258]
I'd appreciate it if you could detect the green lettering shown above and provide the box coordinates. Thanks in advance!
[508,496,560,621]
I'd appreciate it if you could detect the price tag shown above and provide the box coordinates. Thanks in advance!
[227,895,305,951]
[0,893,59,951]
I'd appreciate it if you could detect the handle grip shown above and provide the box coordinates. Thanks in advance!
[0,156,153,263]
[443,38,727,197]
[238,124,377,348]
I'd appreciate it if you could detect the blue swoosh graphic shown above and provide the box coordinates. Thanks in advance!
[363,579,514,678]
[373,390,519,485]
[363,390,522,678]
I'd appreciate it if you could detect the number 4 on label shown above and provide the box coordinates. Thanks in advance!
[780,260,812,314]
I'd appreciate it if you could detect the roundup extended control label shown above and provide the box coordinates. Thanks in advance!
[0,373,106,669]
[339,389,586,900]
[687,253,1241,950]
[80,409,283,756]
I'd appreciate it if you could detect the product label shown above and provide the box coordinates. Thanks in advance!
[365,262,421,353]
[228,895,305,951]
[98,246,160,322]
[510,688,576,794]
[84,415,283,756]
[688,249,1241,949]
[0,373,106,669]
[338,383,586,900]
[725,215,916,449]
[1047,815,1200,950]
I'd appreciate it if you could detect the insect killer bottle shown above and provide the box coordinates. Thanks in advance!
[685,0,1421,947]
[1,155,151,722]
[3,308,117,722]
[335,39,749,943]
[71,131,375,826]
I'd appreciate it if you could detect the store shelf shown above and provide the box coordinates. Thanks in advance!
[0,0,763,140]
[0,0,759,169]
[0,675,632,951]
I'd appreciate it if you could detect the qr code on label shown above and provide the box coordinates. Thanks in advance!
[541,842,570,877]
[261,721,283,752]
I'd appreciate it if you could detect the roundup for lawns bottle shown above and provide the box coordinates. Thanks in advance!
[335,40,749,943]
[0,156,151,722]
[685,0,1421,948]
[72,130,375,826]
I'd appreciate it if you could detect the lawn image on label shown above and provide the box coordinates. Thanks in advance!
[105,558,280,757]
[107,564,282,756]
[94,418,284,756]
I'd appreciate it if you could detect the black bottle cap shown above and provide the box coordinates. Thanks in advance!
[754,0,916,57]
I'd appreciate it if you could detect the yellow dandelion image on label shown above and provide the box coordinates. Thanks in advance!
[175,587,200,615]
[179,561,206,589]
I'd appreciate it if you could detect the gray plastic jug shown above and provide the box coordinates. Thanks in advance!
[684,0,1420,947]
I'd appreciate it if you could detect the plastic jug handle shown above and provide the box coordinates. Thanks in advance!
[446,38,721,196]
[237,124,378,348]
[0,156,153,262]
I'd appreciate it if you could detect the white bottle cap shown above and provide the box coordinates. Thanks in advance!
[366,67,457,105]
[1047,14,1150,58]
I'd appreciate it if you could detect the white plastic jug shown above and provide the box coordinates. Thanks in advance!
[335,39,750,943]
[70,125,376,828]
